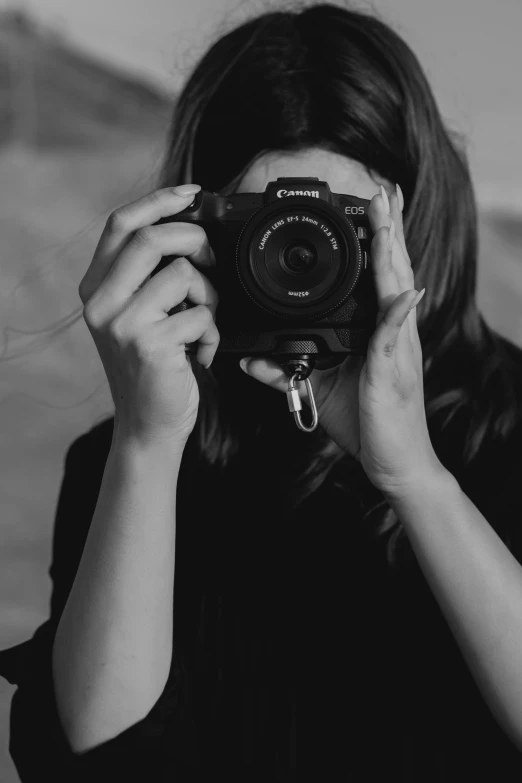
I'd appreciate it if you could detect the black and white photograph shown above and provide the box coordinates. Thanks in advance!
[0,0,521,780]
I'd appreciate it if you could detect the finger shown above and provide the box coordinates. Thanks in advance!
[123,254,219,325]
[366,289,419,382]
[239,356,314,401]
[388,218,415,345]
[387,185,421,351]
[367,184,392,237]
[90,222,217,317]
[370,224,400,318]
[395,307,416,374]
[239,356,291,393]
[382,186,417,348]
[389,184,409,262]
[81,185,209,301]
[155,303,220,369]
[406,288,424,357]
[388,190,415,295]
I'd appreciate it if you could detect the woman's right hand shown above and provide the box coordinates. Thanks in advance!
[79,184,219,451]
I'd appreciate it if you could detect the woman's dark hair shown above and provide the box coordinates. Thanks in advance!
[13,2,522,566]
[156,1,522,565]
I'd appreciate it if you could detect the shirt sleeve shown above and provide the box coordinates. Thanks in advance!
[0,421,182,782]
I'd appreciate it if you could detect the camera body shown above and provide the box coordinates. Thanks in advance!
[151,177,377,364]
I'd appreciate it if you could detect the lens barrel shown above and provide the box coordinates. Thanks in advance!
[235,196,363,319]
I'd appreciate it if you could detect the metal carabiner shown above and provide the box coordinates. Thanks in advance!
[286,371,319,433]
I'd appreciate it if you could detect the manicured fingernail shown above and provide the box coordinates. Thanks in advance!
[173,183,201,196]
[388,220,396,251]
[396,183,404,212]
[408,287,426,311]
[380,185,390,215]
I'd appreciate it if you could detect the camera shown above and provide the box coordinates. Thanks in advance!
[150,177,377,368]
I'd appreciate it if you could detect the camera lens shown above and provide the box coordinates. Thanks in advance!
[281,240,318,275]
[237,200,363,320]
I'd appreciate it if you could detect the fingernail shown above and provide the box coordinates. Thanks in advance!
[173,183,201,196]
[408,287,426,311]
[380,185,390,215]
[396,183,404,212]
[204,361,213,370]
[388,220,396,251]
[239,357,249,372]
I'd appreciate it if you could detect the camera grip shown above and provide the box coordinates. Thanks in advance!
[167,300,191,317]
[167,300,198,355]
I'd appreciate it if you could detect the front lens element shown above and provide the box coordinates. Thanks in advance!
[281,240,318,275]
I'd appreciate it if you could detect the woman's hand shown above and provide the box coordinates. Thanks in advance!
[79,184,220,450]
[239,184,444,498]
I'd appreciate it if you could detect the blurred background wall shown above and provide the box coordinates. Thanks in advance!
[0,1,520,780]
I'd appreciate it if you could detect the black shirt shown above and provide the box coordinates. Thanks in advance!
[2,367,522,782]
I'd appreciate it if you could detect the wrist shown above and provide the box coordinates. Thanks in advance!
[384,460,458,510]
[111,428,187,465]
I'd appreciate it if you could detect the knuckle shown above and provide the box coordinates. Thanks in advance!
[201,304,214,325]
[107,207,129,233]
[148,190,163,208]
[107,315,128,341]
[82,302,102,328]
[173,255,193,278]
[193,223,207,241]
[133,332,158,362]
[376,225,388,242]
[203,318,220,347]
[382,338,397,358]
[371,230,389,257]
[191,223,208,249]
[133,225,156,247]
[211,320,221,341]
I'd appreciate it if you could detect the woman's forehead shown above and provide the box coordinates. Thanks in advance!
[223,148,390,200]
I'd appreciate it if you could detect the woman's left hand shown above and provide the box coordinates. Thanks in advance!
[239,184,445,499]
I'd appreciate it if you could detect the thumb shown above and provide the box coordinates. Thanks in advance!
[239,356,290,393]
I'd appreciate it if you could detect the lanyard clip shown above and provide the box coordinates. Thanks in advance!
[286,371,318,433]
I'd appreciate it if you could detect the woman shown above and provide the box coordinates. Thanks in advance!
[1,3,522,781]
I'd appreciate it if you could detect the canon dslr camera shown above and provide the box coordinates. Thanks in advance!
[151,177,377,369]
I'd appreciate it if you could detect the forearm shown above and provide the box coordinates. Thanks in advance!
[388,469,522,750]
[52,435,184,754]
